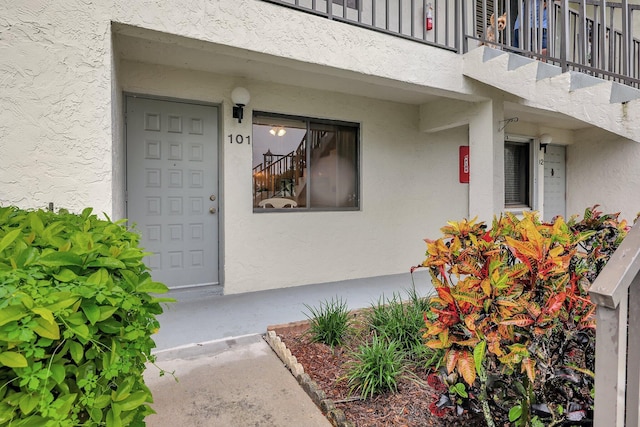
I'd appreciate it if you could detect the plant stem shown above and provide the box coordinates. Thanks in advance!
[481,399,497,427]
[479,377,497,427]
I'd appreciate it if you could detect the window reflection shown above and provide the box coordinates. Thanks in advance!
[252,113,359,210]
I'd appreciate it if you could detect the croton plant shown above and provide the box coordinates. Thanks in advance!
[419,206,628,426]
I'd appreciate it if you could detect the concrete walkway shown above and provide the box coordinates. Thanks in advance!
[145,271,433,426]
[145,335,331,427]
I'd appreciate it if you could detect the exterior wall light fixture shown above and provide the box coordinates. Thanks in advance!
[231,87,250,123]
[539,133,552,152]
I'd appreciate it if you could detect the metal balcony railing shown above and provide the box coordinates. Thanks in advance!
[262,0,640,87]
[472,0,640,88]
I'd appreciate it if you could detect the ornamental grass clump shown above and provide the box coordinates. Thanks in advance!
[303,296,351,347]
[346,334,406,399]
[419,206,628,426]
[366,287,440,366]
[0,206,172,426]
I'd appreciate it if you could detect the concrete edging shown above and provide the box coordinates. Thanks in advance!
[264,328,354,427]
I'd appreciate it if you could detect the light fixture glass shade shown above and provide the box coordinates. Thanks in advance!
[539,134,552,145]
[269,126,287,136]
[231,87,250,106]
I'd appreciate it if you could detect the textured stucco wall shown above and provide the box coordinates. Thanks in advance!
[567,132,640,223]
[0,2,114,213]
[119,61,468,293]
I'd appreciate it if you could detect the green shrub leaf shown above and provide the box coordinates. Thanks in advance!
[37,252,83,267]
[115,391,149,412]
[49,363,65,384]
[98,306,118,322]
[82,304,100,325]
[87,257,126,269]
[28,212,45,234]
[0,402,15,424]
[53,268,77,282]
[68,324,90,340]
[136,281,169,294]
[0,305,28,327]
[87,268,109,286]
[106,408,123,427]
[0,229,22,253]
[18,393,39,415]
[112,377,134,402]
[31,307,55,324]
[0,351,28,368]
[53,394,77,417]
[33,317,60,340]
[44,294,80,312]
[68,341,84,364]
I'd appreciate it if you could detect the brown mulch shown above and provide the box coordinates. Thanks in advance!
[270,314,486,427]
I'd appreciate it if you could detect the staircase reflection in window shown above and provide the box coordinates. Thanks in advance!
[252,112,359,211]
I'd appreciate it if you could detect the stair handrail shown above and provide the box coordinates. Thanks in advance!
[252,134,308,200]
[589,221,640,426]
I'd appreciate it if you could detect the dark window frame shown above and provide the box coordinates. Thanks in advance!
[252,111,361,212]
[504,139,533,208]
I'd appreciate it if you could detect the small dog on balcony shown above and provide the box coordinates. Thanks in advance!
[480,12,507,46]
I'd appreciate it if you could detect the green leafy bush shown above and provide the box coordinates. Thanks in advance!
[303,297,351,347]
[0,206,172,426]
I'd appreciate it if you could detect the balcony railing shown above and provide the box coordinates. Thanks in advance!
[262,0,640,87]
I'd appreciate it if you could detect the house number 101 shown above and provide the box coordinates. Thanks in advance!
[228,134,250,145]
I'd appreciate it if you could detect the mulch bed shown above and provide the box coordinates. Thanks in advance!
[269,314,486,427]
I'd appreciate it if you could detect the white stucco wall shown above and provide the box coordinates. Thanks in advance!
[1,2,114,212]
[119,60,468,293]
[567,131,640,223]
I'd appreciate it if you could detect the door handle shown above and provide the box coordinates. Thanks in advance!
[209,207,217,214]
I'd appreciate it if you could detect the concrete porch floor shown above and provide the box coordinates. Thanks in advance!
[152,270,433,352]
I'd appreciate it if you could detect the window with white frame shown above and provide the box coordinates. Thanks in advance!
[504,139,532,208]
[252,112,359,211]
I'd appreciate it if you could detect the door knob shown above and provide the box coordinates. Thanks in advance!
[209,207,217,214]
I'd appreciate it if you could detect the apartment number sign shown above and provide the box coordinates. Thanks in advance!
[228,134,250,144]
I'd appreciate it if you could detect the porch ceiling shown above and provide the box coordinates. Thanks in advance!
[113,30,444,105]
[113,27,587,132]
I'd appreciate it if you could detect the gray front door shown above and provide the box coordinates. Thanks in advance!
[543,144,566,222]
[126,96,219,288]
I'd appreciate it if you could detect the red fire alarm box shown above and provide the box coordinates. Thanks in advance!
[459,146,469,183]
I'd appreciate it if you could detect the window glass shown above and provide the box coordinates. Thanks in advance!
[333,0,359,9]
[252,113,359,211]
[504,141,530,207]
